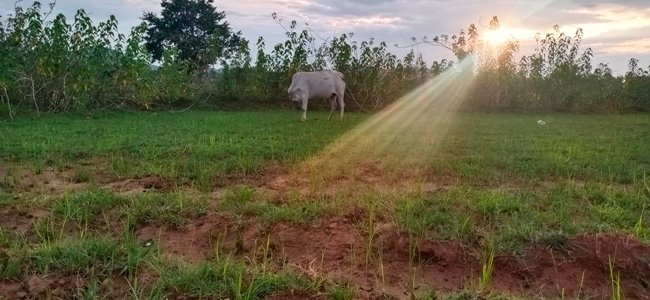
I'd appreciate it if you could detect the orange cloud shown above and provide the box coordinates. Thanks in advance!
[561,5,650,37]
[326,15,404,28]
[595,38,650,55]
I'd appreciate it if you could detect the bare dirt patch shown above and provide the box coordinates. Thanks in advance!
[1,159,177,197]
[6,159,453,202]
[106,175,170,196]
[266,292,328,300]
[132,213,650,299]
[1,205,649,299]
[136,211,263,262]
[3,163,172,198]
[3,161,650,298]
[0,273,141,300]
[0,206,48,234]
[13,168,87,195]
[0,274,79,299]
[258,161,458,201]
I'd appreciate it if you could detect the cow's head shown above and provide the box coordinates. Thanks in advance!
[288,89,303,109]
[289,93,301,103]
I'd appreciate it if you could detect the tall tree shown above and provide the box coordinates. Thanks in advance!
[142,0,244,71]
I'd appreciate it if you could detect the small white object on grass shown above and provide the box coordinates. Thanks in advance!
[537,120,546,126]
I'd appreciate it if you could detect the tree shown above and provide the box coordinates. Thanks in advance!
[142,0,244,72]
[624,58,650,111]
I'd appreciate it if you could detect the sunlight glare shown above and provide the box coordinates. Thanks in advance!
[298,58,477,185]
[484,29,512,44]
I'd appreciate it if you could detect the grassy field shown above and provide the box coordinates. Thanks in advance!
[1,110,649,299]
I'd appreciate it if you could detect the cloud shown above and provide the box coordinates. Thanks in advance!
[595,38,650,55]
[304,0,401,16]
[227,0,650,73]
[1,0,648,73]
[561,5,650,37]
[326,15,405,28]
[122,0,159,9]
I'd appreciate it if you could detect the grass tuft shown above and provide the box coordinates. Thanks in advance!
[126,192,206,229]
[54,189,123,226]
[30,238,118,274]
[153,258,322,299]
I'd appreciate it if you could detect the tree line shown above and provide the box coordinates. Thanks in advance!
[1,0,649,120]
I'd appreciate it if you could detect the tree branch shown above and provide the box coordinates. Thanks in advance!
[1,86,14,121]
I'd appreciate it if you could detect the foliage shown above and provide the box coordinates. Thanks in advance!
[1,2,649,119]
[0,1,189,114]
[209,15,650,113]
[624,58,650,111]
[141,0,246,72]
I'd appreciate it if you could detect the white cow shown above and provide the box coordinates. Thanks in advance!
[287,70,346,121]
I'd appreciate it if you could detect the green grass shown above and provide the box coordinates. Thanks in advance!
[125,191,207,229]
[0,191,16,205]
[0,111,363,181]
[54,189,123,226]
[1,112,648,185]
[220,185,341,223]
[152,258,323,299]
[396,195,442,236]
[1,111,649,298]
[72,167,93,183]
[30,237,119,273]
[2,235,154,278]
[375,181,649,252]
[327,283,357,300]
[446,114,649,183]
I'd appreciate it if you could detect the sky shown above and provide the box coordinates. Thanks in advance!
[2,0,649,74]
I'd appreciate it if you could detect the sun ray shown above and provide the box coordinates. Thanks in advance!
[299,58,477,184]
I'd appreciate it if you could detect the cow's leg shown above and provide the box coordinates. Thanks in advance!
[328,94,337,121]
[300,97,308,121]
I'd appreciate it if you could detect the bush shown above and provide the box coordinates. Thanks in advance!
[1,2,648,119]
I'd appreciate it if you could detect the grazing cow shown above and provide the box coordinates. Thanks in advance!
[287,70,346,121]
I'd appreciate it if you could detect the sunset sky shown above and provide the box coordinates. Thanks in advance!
[2,0,649,74]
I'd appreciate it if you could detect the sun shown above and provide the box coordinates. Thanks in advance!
[484,29,512,44]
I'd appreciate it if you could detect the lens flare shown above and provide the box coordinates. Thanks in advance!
[298,58,477,185]
[484,29,511,44]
